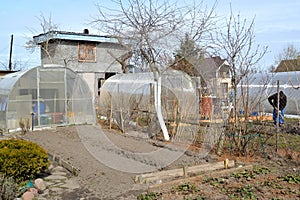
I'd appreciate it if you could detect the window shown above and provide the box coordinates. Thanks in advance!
[78,43,96,62]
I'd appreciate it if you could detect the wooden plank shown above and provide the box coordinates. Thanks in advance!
[148,164,253,192]
[135,167,184,183]
[135,160,235,184]
[187,160,235,175]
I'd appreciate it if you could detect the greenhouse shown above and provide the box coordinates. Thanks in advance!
[0,65,95,130]
[238,71,300,116]
[98,69,199,141]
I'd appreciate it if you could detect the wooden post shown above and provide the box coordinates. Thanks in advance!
[183,165,187,177]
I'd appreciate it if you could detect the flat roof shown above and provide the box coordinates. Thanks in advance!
[33,30,119,44]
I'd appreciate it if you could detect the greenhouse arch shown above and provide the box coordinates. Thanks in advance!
[0,65,95,130]
[98,69,199,141]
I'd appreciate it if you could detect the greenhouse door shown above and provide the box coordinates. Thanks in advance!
[36,68,67,126]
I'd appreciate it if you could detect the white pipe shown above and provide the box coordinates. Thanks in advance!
[154,76,170,141]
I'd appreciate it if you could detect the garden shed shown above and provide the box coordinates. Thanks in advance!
[0,65,95,130]
[98,69,199,141]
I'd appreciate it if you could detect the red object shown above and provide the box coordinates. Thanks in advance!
[201,97,213,119]
[50,113,63,124]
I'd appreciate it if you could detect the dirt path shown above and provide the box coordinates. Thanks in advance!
[21,125,209,199]
[22,125,143,199]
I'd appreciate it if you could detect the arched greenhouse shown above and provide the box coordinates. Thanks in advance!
[98,69,199,141]
[238,71,300,116]
[0,65,95,130]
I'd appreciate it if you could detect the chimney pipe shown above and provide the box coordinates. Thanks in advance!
[83,29,89,34]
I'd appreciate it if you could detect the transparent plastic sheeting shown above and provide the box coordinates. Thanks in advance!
[0,65,95,130]
[238,71,300,115]
[99,70,199,141]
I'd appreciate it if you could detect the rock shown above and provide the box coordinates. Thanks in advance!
[29,188,38,196]
[45,174,67,180]
[22,191,34,200]
[52,166,65,172]
[34,178,46,192]
[48,164,55,171]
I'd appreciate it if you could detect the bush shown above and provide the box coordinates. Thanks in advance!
[0,139,50,182]
[0,174,18,200]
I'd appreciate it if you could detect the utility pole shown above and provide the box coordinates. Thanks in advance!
[8,34,13,71]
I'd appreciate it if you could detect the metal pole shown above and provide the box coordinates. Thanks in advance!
[276,80,279,152]
[31,113,34,131]
[64,68,67,124]
[37,68,40,126]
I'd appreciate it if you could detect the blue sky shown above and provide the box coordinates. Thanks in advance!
[1,0,300,70]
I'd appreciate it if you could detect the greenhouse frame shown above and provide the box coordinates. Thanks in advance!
[0,65,95,130]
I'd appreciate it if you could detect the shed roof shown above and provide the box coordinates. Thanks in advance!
[172,55,230,80]
[275,56,300,72]
[33,30,119,44]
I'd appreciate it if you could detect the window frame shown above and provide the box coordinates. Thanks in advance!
[78,42,97,62]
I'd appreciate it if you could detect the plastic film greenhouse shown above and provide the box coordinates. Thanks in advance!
[0,65,95,130]
[238,71,300,116]
[99,70,199,141]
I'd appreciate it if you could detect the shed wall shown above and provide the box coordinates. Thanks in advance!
[41,41,125,73]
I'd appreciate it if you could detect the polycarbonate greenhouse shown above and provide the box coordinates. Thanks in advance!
[0,65,95,130]
[238,71,300,116]
[99,69,199,141]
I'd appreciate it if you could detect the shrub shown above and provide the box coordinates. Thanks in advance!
[0,174,18,200]
[0,139,50,182]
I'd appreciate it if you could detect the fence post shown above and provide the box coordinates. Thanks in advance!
[276,80,280,152]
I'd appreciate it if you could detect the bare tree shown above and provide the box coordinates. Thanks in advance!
[92,0,218,76]
[215,8,268,155]
[93,0,179,76]
[25,13,59,64]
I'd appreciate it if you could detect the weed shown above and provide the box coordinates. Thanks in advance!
[227,184,257,200]
[279,175,300,184]
[231,166,270,181]
[176,182,199,194]
[253,166,270,175]
[209,178,226,186]
[137,192,162,200]
[184,196,206,200]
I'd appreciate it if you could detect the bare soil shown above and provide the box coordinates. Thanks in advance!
[21,125,212,199]
[20,122,300,200]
